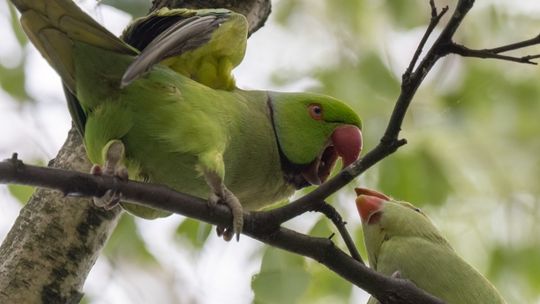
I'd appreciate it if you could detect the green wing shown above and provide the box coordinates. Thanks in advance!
[29,5,232,137]
[64,7,247,136]
[122,8,248,90]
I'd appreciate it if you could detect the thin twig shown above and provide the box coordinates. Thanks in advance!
[483,33,540,54]
[317,202,363,264]
[404,0,449,80]
[448,43,540,65]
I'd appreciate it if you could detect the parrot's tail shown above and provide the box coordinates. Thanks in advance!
[10,0,135,90]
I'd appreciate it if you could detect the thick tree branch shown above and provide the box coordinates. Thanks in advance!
[0,157,443,304]
[150,0,271,35]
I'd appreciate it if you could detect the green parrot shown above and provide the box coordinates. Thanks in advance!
[10,0,363,241]
[354,188,506,304]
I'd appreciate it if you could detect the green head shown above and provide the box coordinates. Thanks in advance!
[269,92,362,186]
[354,188,448,267]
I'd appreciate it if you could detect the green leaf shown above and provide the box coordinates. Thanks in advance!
[8,2,28,46]
[488,245,540,293]
[308,215,333,238]
[103,214,157,264]
[7,184,34,205]
[0,63,29,102]
[252,247,311,304]
[175,218,212,248]
[317,52,399,104]
[384,0,426,29]
[301,262,353,303]
[273,0,301,25]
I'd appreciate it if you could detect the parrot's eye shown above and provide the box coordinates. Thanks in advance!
[308,104,323,120]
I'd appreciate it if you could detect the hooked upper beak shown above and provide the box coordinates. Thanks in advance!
[301,125,362,185]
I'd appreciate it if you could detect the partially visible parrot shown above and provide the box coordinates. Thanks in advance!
[354,188,506,304]
[10,0,363,240]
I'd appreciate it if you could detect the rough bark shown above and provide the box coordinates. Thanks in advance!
[0,128,122,304]
[150,0,271,35]
[0,0,270,303]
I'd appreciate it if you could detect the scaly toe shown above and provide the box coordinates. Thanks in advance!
[90,164,103,176]
[93,189,121,209]
[208,192,220,208]
[222,227,235,242]
[115,166,129,181]
[222,188,243,241]
[216,226,226,237]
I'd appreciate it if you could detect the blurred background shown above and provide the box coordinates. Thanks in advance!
[1,0,540,303]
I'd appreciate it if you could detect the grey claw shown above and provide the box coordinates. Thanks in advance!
[93,189,121,209]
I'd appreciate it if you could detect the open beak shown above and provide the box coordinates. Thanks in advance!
[354,187,389,224]
[301,125,362,185]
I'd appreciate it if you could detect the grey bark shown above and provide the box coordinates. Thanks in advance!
[0,0,271,303]
[0,129,122,304]
[150,0,271,35]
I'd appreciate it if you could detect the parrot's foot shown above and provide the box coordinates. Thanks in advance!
[205,173,243,242]
[90,140,128,209]
[208,188,243,241]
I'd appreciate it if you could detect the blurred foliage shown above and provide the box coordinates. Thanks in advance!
[7,184,34,205]
[2,0,540,303]
[252,247,310,303]
[378,144,451,206]
[0,63,29,101]
[175,218,212,248]
[103,214,158,264]
[0,3,29,101]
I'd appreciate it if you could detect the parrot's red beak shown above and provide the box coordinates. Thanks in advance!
[332,125,363,168]
[301,125,362,185]
[355,187,389,224]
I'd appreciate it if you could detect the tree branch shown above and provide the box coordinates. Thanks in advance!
[447,42,540,65]
[404,0,449,79]
[316,202,363,264]
[150,0,271,35]
[0,156,443,304]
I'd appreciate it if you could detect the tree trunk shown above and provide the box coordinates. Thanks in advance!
[0,128,122,304]
[0,1,270,303]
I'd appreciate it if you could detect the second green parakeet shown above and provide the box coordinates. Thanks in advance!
[11,0,363,240]
[354,188,506,304]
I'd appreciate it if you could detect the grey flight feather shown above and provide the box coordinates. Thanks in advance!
[121,15,227,88]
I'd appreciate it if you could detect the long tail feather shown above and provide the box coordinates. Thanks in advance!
[11,0,134,91]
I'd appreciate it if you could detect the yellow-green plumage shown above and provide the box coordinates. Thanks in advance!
[355,189,506,304]
[12,0,363,228]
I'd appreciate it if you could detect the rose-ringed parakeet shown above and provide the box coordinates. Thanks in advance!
[354,188,506,304]
[10,0,363,241]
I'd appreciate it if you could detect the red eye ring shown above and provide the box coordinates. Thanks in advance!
[308,103,323,120]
